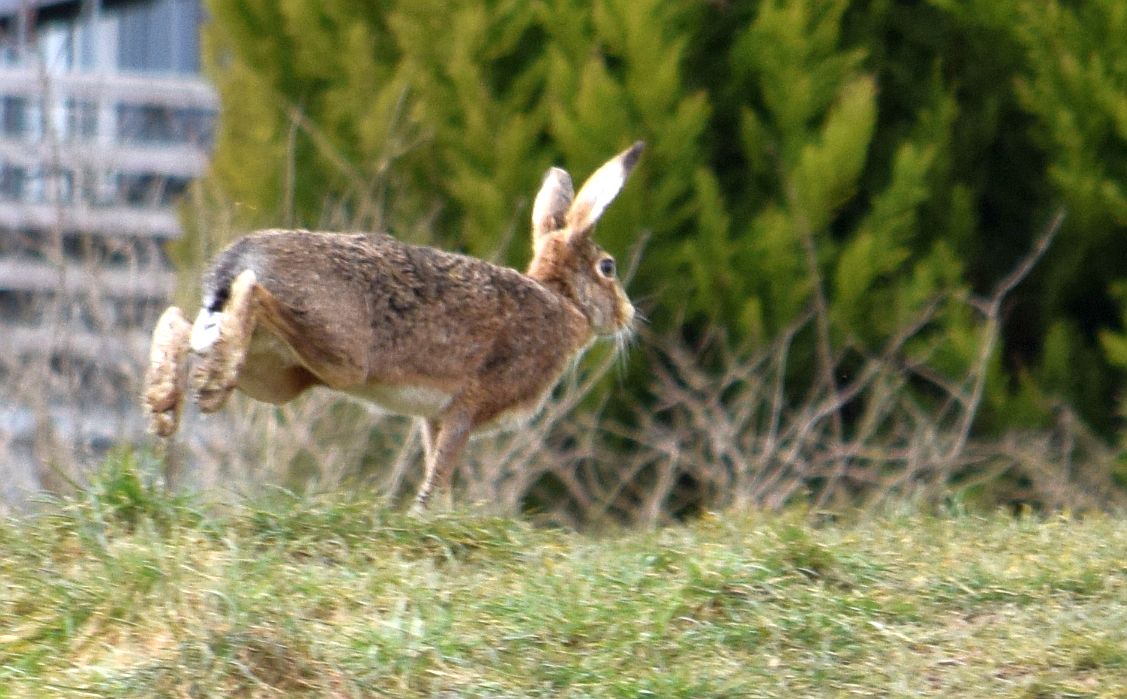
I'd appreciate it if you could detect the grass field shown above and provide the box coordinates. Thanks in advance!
[2,454,1126,698]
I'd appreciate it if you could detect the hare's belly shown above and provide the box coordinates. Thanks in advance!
[345,382,453,418]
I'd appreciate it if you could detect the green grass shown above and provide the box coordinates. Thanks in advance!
[2,455,1127,697]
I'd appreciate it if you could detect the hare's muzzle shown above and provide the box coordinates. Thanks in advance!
[621,299,636,330]
[609,290,636,336]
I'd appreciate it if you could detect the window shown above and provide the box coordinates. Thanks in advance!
[117,103,212,145]
[116,171,190,207]
[117,0,201,75]
[0,164,25,201]
[65,98,98,140]
[1,96,26,137]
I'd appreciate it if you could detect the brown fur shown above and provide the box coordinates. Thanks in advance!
[142,142,644,509]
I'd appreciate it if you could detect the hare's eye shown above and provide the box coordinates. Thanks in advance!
[597,257,616,278]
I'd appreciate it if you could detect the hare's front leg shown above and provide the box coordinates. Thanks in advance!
[143,306,192,436]
[190,269,259,412]
[412,414,472,512]
[420,418,441,469]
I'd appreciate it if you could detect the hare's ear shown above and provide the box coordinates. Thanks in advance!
[532,167,574,244]
[566,141,644,237]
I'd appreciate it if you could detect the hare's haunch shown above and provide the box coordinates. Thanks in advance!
[143,142,644,510]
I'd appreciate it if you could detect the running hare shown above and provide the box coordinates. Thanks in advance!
[143,142,644,509]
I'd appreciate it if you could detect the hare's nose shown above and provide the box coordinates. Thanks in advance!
[619,299,636,329]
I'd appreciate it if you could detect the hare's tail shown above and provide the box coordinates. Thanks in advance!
[202,243,255,311]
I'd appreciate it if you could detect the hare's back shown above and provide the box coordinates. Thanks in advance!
[203,230,567,365]
[205,230,526,311]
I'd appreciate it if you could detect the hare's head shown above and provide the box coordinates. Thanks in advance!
[527,142,644,338]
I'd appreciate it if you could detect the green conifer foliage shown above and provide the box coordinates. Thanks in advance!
[1011,0,1127,430]
[385,0,545,261]
[692,0,967,361]
[203,1,406,231]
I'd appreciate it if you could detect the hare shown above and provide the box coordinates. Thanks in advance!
[143,141,644,510]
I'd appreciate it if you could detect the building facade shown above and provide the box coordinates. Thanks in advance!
[0,0,216,506]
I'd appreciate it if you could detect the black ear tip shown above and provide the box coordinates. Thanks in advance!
[623,141,645,170]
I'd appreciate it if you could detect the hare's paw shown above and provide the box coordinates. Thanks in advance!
[192,372,233,413]
[190,339,241,413]
[190,270,259,413]
[144,306,191,436]
[189,317,242,412]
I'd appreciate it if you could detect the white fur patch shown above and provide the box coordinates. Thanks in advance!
[189,309,222,352]
[532,167,574,235]
[572,159,627,227]
[569,142,643,231]
[346,382,454,418]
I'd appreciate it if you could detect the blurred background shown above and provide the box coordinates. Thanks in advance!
[1,0,1126,524]
[0,0,214,505]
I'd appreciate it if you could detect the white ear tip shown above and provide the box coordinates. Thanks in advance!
[538,165,572,193]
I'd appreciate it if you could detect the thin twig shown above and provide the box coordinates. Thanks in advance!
[943,208,1064,468]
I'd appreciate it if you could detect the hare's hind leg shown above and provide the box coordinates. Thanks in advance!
[190,269,259,412]
[143,306,192,436]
